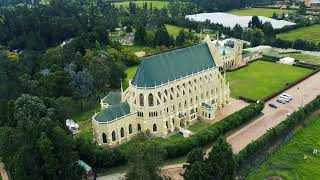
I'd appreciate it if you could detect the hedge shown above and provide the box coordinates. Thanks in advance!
[77,102,265,169]
[236,95,320,175]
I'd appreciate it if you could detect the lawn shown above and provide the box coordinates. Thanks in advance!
[123,45,151,53]
[282,53,320,66]
[228,8,293,18]
[227,61,312,100]
[277,24,320,43]
[247,113,320,180]
[165,24,189,38]
[113,1,169,9]
[123,65,139,90]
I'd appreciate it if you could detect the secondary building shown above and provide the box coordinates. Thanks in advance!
[92,36,244,146]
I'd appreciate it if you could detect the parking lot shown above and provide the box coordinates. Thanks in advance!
[227,71,320,153]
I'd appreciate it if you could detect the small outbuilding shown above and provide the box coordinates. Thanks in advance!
[279,57,295,65]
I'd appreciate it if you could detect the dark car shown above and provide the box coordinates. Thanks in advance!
[269,103,278,108]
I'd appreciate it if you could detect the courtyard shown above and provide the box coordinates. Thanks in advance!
[227,61,313,100]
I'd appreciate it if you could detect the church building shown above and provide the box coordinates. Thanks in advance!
[92,36,244,146]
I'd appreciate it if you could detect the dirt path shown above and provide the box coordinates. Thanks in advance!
[0,162,9,180]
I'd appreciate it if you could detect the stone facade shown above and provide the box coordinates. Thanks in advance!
[92,36,243,146]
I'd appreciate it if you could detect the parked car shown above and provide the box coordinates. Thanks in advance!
[269,103,278,108]
[282,93,293,100]
[286,112,291,116]
[277,97,286,104]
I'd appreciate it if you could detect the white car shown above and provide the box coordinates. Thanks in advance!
[286,112,291,116]
[277,97,286,104]
[282,93,293,100]
[279,95,291,102]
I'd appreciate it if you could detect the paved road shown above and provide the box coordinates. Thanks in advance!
[161,71,320,179]
[228,71,320,153]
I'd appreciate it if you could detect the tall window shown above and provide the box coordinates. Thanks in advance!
[139,93,144,106]
[129,124,132,134]
[102,133,107,143]
[153,124,157,132]
[112,131,116,141]
[148,93,154,106]
[138,124,141,131]
[120,127,124,138]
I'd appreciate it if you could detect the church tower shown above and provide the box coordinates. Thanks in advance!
[234,40,243,66]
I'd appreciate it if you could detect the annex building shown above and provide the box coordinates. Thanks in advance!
[92,36,244,146]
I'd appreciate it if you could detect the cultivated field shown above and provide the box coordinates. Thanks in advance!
[228,8,293,18]
[247,113,320,180]
[227,61,312,100]
[277,24,320,43]
[282,53,320,66]
[113,1,168,9]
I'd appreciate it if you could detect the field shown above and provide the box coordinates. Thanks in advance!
[277,24,320,43]
[228,8,293,18]
[113,1,168,9]
[282,53,320,66]
[227,61,312,100]
[165,24,189,38]
[247,113,320,180]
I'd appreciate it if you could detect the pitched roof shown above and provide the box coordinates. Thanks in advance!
[102,91,121,106]
[95,102,130,123]
[131,43,216,87]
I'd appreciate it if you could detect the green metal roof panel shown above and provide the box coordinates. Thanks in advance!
[102,91,121,105]
[132,43,216,87]
[95,102,130,123]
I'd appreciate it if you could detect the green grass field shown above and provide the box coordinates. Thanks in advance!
[123,65,139,90]
[227,61,312,100]
[113,1,168,9]
[228,8,293,18]
[282,53,320,66]
[165,24,189,38]
[277,24,320,43]
[247,113,320,180]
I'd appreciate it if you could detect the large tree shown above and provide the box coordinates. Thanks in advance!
[126,142,166,180]
[183,137,235,180]
[0,94,83,180]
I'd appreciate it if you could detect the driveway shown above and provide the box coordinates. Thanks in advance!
[0,161,9,180]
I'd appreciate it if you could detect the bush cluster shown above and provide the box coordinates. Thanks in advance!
[236,95,320,169]
[77,102,264,169]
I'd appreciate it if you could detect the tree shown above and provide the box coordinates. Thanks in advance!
[249,16,262,29]
[0,94,83,179]
[153,25,174,47]
[272,12,278,19]
[134,25,147,45]
[248,28,264,47]
[298,2,307,15]
[232,24,243,39]
[126,142,166,180]
[183,137,235,180]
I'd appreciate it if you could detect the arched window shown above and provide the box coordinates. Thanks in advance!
[166,121,168,128]
[139,93,144,106]
[112,131,116,141]
[120,127,124,138]
[153,124,157,132]
[138,124,141,131]
[102,133,107,143]
[158,92,161,99]
[129,124,132,134]
[148,93,154,106]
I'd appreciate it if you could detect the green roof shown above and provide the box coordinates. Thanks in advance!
[132,43,216,87]
[102,91,121,106]
[95,102,130,123]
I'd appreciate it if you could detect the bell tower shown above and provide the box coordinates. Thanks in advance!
[234,40,243,66]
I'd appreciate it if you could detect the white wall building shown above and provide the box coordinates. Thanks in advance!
[92,36,246,146]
